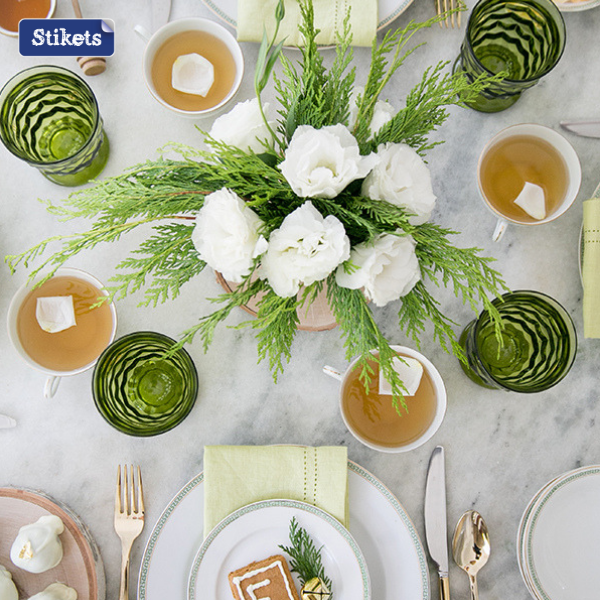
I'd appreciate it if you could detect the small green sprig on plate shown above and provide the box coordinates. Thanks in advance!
[279,517,332,597]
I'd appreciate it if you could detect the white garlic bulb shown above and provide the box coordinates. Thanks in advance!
[28,583,77,600]
[0,565,18,600]
[10,515,65,573]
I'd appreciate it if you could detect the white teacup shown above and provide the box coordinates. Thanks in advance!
[137,17,244,118]
[0,0,56,37]
[323,346,447,453]
[7,267,118,399]
[478,123,582,242]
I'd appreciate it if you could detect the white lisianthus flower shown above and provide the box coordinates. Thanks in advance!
[348,87,395,138]
[209,98,275,153]
[279,124,378,199]
[261,201,351,297]
[192,188,268,283]
[336,232,420,307]
[361,143,437,225]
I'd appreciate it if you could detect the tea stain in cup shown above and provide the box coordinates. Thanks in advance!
[341,355,438,449]
[479,134,568,223]
[151,30,237,112]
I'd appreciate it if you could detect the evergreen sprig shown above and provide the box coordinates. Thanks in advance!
[5,0,507,410]
[279,517,332,594]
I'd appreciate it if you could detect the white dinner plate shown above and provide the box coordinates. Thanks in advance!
[138,461,429,600]
[518,466,600,600]
[189,499,370,599]
[200,0,414,31]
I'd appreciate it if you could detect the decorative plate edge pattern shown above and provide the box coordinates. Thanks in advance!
[188,498,370,600]
[348,461,429,600]
[138,473,205,600]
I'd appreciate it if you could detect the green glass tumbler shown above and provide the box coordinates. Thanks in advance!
[459,291,577,392]
[0,65,109,186]
[454,0,566,112]
[92,332,198,436]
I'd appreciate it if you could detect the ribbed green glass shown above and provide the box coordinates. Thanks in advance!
[454,0,566,112]
[460,291,577,392]
[0,65,109,186]
[93,332,198,436]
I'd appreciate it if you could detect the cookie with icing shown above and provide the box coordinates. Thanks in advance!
[228,554,300,600]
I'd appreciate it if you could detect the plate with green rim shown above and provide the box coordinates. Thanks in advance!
[200,0,414,32]
[189,499,370,599]
[138,461,429,600]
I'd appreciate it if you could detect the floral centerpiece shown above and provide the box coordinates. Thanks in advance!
[8,0,506,410]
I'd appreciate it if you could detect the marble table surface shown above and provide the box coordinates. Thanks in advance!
[0,1,599,599]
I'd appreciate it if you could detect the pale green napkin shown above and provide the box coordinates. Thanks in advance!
[583,196,600,338]
[203,445,348,537]
[237,0,377,47]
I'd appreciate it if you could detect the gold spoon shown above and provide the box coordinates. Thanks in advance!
[452,510,491,600]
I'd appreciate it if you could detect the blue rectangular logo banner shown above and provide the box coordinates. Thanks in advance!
[19,19,114,56]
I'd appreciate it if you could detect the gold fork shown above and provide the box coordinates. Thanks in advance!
[114,465,145,600]
[436,0,462,28]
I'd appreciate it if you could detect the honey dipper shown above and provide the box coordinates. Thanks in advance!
[70,0,106,76]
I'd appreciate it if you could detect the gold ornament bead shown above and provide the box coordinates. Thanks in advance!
[301,577,331,600]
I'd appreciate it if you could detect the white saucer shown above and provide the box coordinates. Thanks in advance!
[518,466,600,600]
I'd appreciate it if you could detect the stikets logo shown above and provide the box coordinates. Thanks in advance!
[19,19,114,56]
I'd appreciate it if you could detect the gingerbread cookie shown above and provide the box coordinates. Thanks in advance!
[228,554,300,600]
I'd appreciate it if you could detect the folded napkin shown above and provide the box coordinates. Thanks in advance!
[237,0,377,47]
[583,194,600,337]
[203,445,348,537]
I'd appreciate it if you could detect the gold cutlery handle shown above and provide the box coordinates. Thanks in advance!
[439,575,450,600]
[119,540,134,600]
[469,574,479,600]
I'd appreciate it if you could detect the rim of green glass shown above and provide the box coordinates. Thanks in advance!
[92,331,199,437]
[0,64,102,167]
[465,0,567,85]
[474,290,578,392]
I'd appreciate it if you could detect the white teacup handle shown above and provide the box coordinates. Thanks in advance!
[493,218,509,242]
[134,24,151,43]
[323,365,343,381]
[44,376,61,399]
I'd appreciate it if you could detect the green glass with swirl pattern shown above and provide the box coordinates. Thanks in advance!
[454,0,566,112]
[93,332,198,436]
[459,291,577,392]
[0,65,109,186]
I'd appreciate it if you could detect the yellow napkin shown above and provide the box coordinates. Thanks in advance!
[237,0,377,47]
[583,195,600,337]
[203,445,348,537]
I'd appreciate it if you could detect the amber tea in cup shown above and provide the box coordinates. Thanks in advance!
[478,124,581,241]
[480,135,568,223]
[342,355,437,448]
[16,275,114,372]
[325,346,447,453]
[141,18,244,117]
[151,30,237,113]
[7,267,117,398]
[0,0,55,36]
